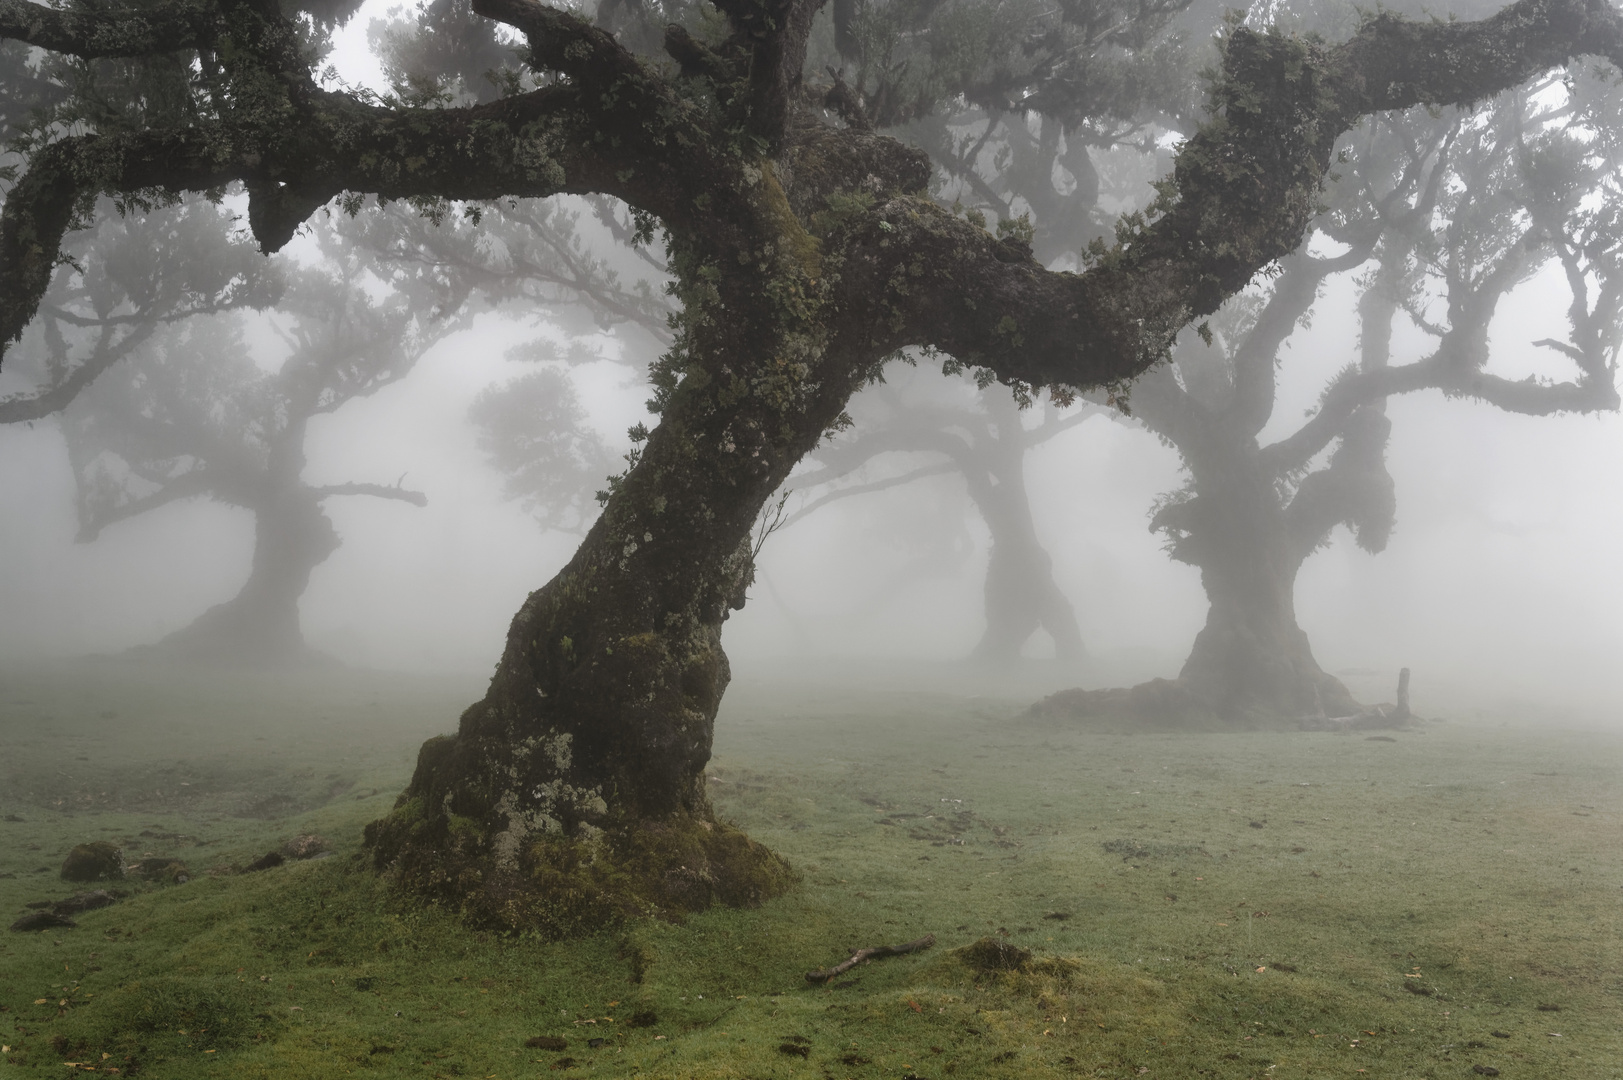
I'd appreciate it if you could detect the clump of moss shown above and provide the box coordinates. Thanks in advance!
[958,936,1034,972]
[61,841,124,882]
[371,807,795,938]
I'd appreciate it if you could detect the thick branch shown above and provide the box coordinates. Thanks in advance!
[0,130,238,356]
[77,469,215,542]
[1329,0,1623,116]
[0,323,142,424]
[0,83,679,360]
[1261,342,1619,477]
[314,481,428,506]
[471,0,642,84]
[1227,244,1375,437]
[856,0,1623,393]
[0,0,207,58]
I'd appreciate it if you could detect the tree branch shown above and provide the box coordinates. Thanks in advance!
[0,322,149,425]
[471,0,642,84]
[0,129,239,357]
[779,461,956,530]
[77,468,215,542]
[313,481,429,506]
[0,82,675,360]
[0,0,209,58]
[1328,0,1623,116]
[850,0,1623,394]
[805,933,935,984]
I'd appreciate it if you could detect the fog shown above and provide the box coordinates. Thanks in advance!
[3,0,1623,729]
[5,254,1623,721]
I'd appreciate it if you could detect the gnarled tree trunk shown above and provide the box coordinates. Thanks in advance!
[145,489,339,665]
[366,197,870,931]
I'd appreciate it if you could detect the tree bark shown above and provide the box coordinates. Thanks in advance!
[365,212,861,931]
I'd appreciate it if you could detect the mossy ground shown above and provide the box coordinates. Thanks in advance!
[1,661,1619,1078]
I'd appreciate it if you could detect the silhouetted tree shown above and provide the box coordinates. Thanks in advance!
[1034,81,1623,726]
[64,257,447,664]
[784,371,1105,660]
[2,0,1617,932]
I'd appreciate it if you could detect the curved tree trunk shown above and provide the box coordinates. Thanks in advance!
[967,394,1085,664]
[148,489,339,665]
[366,208,864,933]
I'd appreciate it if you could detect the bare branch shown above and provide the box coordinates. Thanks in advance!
[314,481,429,506]
[779,461,956,530]
[76,468,215,542]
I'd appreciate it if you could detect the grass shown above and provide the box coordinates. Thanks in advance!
[1,661,1619,1078]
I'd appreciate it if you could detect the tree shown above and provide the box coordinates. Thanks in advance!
[63,256,446,664]
[468,346,618,534]
[0,198,281,423]
[3,0,1620,932]
[1035,81,1623,727]
[783,369,1104,661]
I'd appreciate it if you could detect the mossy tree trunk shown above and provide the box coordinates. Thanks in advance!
[366,173,883,930]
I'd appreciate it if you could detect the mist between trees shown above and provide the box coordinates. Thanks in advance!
[3,0,1623,932]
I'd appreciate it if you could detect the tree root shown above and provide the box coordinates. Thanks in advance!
[1298,668,1417,731]
[805,933,936,983]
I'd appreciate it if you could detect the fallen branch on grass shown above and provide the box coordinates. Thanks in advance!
[805,934,936,983]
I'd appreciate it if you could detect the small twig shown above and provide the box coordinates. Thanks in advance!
[805,933,936,984]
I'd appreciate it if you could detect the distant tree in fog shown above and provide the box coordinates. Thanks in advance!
[467,343,617,533]
[64,252,451,664]
[1035,81,1623,726]
[0,200,281,424]
[783,371,1106,661]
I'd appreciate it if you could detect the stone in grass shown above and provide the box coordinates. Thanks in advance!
[60,842,123,883]
[280,834,329,860]
[1472,1066,1501,1076]
[10,910,76,932]
[525,1036,567,1051]
[52,890,120,915]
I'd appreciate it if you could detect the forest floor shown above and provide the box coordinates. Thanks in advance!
[0,661,1619,1079]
